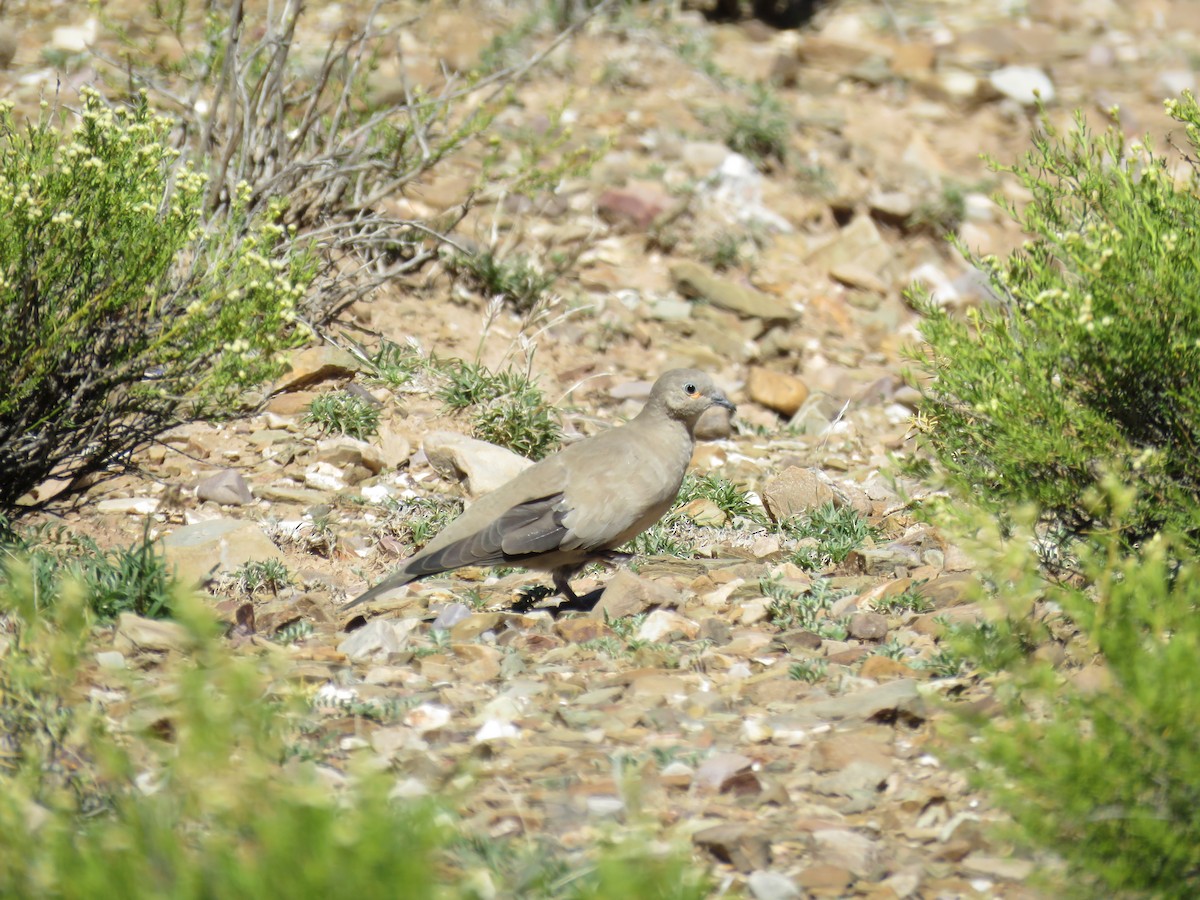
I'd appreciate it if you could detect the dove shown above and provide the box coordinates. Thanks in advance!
[343,369,735,610]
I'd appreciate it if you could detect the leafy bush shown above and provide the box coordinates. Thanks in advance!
[912,96,1200,548]
[0,570,709,898]
[0,89,310,511]
[953,522,1200,898]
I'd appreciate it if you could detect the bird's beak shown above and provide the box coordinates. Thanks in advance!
[713,393,736,413]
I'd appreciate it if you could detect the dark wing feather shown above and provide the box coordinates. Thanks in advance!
[406,492,570,575]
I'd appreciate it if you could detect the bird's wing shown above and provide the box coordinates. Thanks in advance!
[406,491,570,576]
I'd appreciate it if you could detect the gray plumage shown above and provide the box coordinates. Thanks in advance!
[343,368,735,610]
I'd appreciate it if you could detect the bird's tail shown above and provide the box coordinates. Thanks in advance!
[342,567,420,611]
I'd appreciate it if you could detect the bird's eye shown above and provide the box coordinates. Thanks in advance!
[684,382,697,395]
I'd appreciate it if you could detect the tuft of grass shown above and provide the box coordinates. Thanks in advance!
[376,496,464,555]
[438,362,561,460]
[232,559,291,595]
[304,392,381,440]
[1,522,175,620]
[447,249,556,314]
[872,581,934,614]
[761,576,848,639]
[362,338,432,390]
[720,84,789,167]
[782,502,874,569]
[788,658,828,683]
[676,473,765,524]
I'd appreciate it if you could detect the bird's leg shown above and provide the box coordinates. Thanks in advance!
[551,566,583,602]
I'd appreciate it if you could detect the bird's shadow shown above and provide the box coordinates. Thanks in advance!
[510,585,605,616]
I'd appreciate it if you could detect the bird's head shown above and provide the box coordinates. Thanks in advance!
[646,369,736,428]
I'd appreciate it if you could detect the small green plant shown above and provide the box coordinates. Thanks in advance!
[762,576,847,639]
[872,581,933,614]
[907,181,968,236]
[606,612,648,639]
[448,249,556,313]
[788,658,828,683]
[361,338,431,389]
[1,522,175,620]
[676,473,765,524]
[233,559,291,595]
[876,637,910,661]
[438,362,562,460]
[271,619,313,644]
[701,234,746,271]
[912,97,1200,549]
[782,502,874,569]
[304,392,380,440]
[720,84,789,167]
[378,496,465,554]
[630,520,696,558]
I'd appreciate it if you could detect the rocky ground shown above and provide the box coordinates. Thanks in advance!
[4,0,1198,895]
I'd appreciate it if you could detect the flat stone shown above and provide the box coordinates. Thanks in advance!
[315,436,385,474]
[196,469,253,506]
[274,346,360,392]
[423,431,533,498]
[747,367,809,416]
[847,612,889,641]
[693,823,770,871]
[860,655,917,680]
[798,678,923,725]
[113,612,190,654]
[160,519,285,586]
[805,215,892,277]
[555,618,612,643]
[96,497,160,516]
[670,260,797,320]
[591,570,680,619]
[337,618,421,662]
[597,182,671,230]
[761,467,840,522]
[812,829,882,878]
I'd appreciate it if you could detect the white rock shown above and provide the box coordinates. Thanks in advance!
[473,719,519,743]
[96,497,160,515]
[304,461,347,491]
[337,618,420,661]
[51,19,97,53]
[747,870,801,900]
[989,65,1055,105]
[404,703,452,733]
[423,431,532,498]
[634,609,698,642]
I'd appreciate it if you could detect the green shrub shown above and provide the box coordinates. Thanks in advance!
[912,96,1200,548]
[0,570,709,898]
[0,89,310,512]
[955,526,1200,897]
